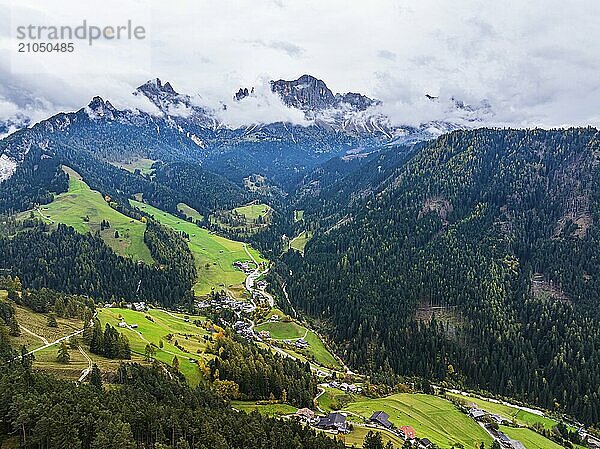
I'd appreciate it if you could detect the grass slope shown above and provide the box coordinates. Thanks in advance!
[111,158,156,175]
[177,203,204,221]
[500,426,564,449]
[130,200,266,296]
[344,394,493,448]
[341,425,405,449]
[27,167,153,264]
[254,319,341,369]
[233,203,272,220]
[10,303,83,351]
[290,231,312,254]
[446,393,558,430]
[98,307,212,386]
[254,320,307,340]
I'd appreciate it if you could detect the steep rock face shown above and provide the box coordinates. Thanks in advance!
[271,74,337,110]
[270,74,377,112]
[134,78,217,128]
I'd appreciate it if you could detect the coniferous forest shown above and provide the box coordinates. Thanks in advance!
[0,338,340,449]
[281,128,600,425]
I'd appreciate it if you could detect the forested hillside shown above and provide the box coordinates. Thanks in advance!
[0,344,341,449]
[282,128,600,425]
[0,224,195,307]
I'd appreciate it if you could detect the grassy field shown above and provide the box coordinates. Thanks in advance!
[290,231,312,254]
[210,202,273,235]
[112,158,156,175]
[317,387,368,413]
[303,330,341,369]
[130,200,267,296]
[10,303,83,352]
[293,210,304,222]
[500,426,564,449]
[177,203,204,222]
[231,401,297,416]
[343,393,493,448]
[25,167,153,264]
[254,320,307,339]
[98,307,212,386]
[4,301,144,380]
[233,203,272,220]
[446,392,558,430]
[98,307,211,385]
[341,425,405,448]
[254,319,341,369]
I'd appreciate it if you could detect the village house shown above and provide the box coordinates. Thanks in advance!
[419,438,432,449]
[258,330,271,339]
[315,412,348,434]
[295,338,308,349]
[399,425,416,440]
[368,411,393,429]
[469,408,487,420]
[295,408,316,422]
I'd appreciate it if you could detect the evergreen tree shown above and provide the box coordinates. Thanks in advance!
[89,363,102,388]
[57,341,70,364]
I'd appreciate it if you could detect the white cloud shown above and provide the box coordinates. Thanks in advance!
[0,0,599,128]
[215,79,309,128]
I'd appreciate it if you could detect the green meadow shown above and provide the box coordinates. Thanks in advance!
[233,203,272,220]
[254,320,307,340]
[446,392,558,430]
[112,158,156,175]
[129,200,267,296]
[254,319,341,369]
[289,231,313,254]
[98,307,212,386]
[343,393,493,448]
[26,167,153,264]
[500,426,564,449]
[177,203,204,221]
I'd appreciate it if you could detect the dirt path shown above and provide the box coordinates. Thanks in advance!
[19,325,50,345]
[77,346,93,382]
[20,329,85,358]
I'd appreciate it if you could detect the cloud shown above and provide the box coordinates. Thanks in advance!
[247,39,305,58]
[214,78,309,128]
[377,50,396,61]
[0,0,599,129]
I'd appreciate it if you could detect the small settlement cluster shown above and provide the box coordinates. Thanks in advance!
[293,408,432,449]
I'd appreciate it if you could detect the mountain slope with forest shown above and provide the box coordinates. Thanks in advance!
[281,127,600,425]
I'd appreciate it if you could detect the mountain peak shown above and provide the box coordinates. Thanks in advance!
[136,78,179,97]
[270,74,377,113]
[270,74,336,111]
[86,96,117,119]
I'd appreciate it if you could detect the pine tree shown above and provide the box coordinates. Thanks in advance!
[90,363,102,388]
[47,313,58,328]
[363,431,384,449]
[57,341,70,364]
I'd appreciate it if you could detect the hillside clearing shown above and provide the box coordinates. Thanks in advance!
[500,426,564,449]
[177,203,204,222]
[98,307,212,386]
[343,393,493,448]
[446,392,559,430]
[22,166,153,264]
[130,200,267,296]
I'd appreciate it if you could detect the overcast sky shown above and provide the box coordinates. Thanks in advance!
[1,0,599,128]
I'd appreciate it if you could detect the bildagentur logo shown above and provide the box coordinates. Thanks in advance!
[16,20,147,46]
